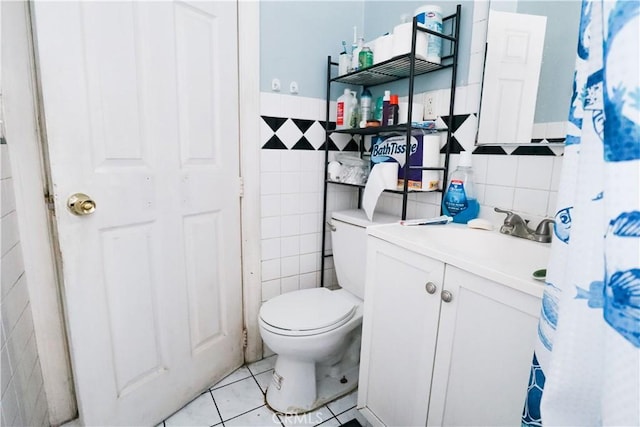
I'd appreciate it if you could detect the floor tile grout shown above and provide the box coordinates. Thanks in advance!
[164,358,358,427]
[209,373,253,391]
[248,369,285,427]
[208,389,225,427]
[220,403,269,424]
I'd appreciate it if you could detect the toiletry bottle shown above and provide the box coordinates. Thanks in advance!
[388,94,400,125]
[381,90,391,126]
[336,88,351,130]
[442,151,480,224]
[374,97,384,122]
[348,91,359,129]
[360,88,372,126]
[359,46,373,70]
[351,37,364,72]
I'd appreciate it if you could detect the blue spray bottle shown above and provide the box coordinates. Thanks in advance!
[442,151,480,224]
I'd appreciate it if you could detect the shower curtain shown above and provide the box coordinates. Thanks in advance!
[522,1,639,426]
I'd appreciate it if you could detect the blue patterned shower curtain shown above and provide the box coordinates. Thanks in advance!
[522,1,639,425]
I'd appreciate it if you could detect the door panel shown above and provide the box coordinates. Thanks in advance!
[33,1,243,424]
[478,10,547,144]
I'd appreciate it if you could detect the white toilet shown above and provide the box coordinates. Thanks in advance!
[258,209,398,414]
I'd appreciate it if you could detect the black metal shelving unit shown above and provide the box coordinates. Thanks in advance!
[320,5,462,287]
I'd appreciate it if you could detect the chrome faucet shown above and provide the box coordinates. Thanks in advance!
[494,207,555,243]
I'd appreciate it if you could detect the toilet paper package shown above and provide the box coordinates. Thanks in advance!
[370,132,441,191]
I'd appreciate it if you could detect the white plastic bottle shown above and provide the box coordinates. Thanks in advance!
[442,151,480,224]
[336,89,357,130]
[351,37,364,72]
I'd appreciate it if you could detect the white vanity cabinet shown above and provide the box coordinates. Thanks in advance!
[358,235,542,427]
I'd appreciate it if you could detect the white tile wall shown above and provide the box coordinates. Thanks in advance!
[259,94,358,309]
[258,92,564,358]
[0,145,49,427]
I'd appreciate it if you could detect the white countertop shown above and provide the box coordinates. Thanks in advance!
[367,223,551,298]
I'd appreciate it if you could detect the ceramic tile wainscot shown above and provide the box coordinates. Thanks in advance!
[159,356,362,427]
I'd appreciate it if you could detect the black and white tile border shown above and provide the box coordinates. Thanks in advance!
[260,114,564,156]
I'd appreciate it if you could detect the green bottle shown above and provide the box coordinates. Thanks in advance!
[358,46,373,70]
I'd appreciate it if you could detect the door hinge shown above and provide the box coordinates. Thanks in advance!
[44,193,55,212]
[239,177,244,198]
[242,328,248,349]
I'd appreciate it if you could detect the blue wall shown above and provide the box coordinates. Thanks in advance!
[260,1,364,100]
[260,1,474,101]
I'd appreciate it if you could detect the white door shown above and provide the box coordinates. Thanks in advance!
[477,10,547,144]
[427,266,541,427]
[33,1,243,424]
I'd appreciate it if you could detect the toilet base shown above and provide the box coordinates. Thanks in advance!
[265,330,361,415]
[266,361,359,415]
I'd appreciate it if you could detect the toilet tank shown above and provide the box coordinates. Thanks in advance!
[330,209,399,299]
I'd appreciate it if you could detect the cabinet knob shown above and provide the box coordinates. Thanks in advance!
[425,282,437,294]
[441,290,453,303]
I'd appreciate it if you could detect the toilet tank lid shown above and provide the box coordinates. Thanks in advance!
[260,288,356,332]
[331,209,399,228]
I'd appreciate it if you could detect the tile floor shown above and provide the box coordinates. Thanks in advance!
[159,355,362,427]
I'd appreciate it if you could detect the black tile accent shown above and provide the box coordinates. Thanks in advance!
[340,419,362,427]
[257,115,564,156]
[343,139,360,152]
[472,146,508,155]
[261,116,288,132]
[440,137,465,154]
[0,136,6,145]
[292,118,315,134]
[440,114,470,133]
[511,146,556,156]
[319,138,340,151]
[318,120,336,131]
[261,135,287,150]
[291,136,315,150]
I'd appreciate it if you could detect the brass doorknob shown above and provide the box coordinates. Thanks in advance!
[67,193,96,216]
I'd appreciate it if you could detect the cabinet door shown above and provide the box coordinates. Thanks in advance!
[358,238,445,427]
[427,266,542,427]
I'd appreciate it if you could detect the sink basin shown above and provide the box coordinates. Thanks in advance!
[368,223,551,296]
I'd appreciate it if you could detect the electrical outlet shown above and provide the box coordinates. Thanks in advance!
[424,92,437,119]
[289,81,299,94]
[271,78,281,92]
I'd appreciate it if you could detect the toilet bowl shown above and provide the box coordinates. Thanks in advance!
[258,209,398,414]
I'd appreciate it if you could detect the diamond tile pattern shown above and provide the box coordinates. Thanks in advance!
[276,119,304,149]
[260,115,563,157]
[159,356,360,427]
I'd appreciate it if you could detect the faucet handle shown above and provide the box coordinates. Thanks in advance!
[494,207,520,225]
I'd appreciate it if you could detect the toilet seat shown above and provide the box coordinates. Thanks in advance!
[259,288,357,337]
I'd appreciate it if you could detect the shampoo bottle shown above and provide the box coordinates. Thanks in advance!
[381,90,391,126]
[388,94,399,125]
[442,151,479,224]
[360,88,372,126]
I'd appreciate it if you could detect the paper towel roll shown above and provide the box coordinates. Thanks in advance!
[392,22,428,60]
[398,102,423,124]
[374,34,393,64]
[363,162,399,221]
[422,134,441,190]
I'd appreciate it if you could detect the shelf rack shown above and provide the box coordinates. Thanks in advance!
[320,5,462,287]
